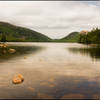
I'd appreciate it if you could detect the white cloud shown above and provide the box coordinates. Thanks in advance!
[0,1,99,39]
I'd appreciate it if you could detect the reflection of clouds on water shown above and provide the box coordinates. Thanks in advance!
[0,68,100,99]
[93,94,100,99]
[40,81,55,88]
[27,87,35,92]
[24,75,100,99]
[61,94,86,99]
[1,43,100,99]
[36,93,54,99]
[48,78,55,83]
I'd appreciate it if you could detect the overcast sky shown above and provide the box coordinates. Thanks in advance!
[0,1,100,39]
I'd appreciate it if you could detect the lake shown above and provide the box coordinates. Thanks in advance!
[0,42,100,99]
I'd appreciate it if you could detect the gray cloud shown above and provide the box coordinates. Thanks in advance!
[0,1,99,39]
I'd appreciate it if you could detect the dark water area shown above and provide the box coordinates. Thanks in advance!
[0,42,100,99]
[0,45,42,62]
[68,46,100,61]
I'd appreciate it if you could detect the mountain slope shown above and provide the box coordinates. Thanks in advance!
[60,32,79,42]
[0,22,51,42]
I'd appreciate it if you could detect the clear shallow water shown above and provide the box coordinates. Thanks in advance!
[0,42,100,99]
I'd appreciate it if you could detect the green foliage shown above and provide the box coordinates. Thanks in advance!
[1,33,7,42]
[0,22,51,42]
[1,21,100,44]
[78,34,88,43]
[57,28,100,44]
[78,28,100,44]
[59,32,79,42]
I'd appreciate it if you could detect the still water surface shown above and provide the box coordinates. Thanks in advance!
[0,42,100,99]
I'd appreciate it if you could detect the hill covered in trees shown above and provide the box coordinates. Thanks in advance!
[79,28,100,44]
[60,32,79,42]
[58,28,100,44]
[0,21,100,44]
[52,32,79,42]
[0,22,51,42]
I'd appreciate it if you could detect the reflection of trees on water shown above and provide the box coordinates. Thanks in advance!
[0,46,42,61]
[68,47,100,60]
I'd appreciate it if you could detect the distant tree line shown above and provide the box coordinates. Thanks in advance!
[78,28,100,44]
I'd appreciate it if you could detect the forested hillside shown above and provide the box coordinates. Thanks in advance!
[0,22,51,42]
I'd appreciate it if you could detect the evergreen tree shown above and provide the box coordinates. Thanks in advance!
[1,33,7,42]
[78,28,100,44]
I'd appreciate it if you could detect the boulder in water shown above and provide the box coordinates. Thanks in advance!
[24,56,27,59]
[17,74,24,81]
[2,50,7,54]
[0,43,8,48]
[9,48,16,54]
[12,74,24,84]
[12,77,22,84]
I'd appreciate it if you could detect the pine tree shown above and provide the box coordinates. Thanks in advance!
[1,33,7,42]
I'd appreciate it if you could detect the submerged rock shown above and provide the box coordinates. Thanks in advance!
[12,74,24,84]
[0,43,8,48]
[24,56,27,59]
[3,44,8,48]
[2,50,7,54]
[9,48,16,54]
[17,74,24,81]
[12,77,22,84]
